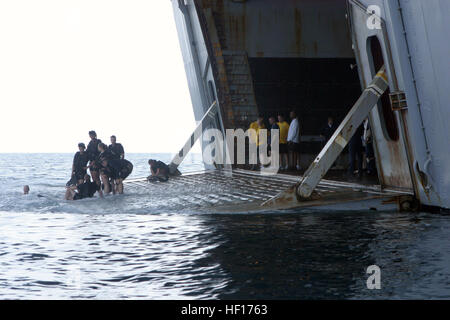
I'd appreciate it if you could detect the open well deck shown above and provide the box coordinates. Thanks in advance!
[125,169,413,212]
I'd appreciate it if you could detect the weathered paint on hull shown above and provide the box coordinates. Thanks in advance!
[350,0,450,208]
[171,0,450,209]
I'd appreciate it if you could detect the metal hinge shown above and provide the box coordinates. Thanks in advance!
[390,91,408,111]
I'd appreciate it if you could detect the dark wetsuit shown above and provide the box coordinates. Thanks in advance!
[73,181,100,200]
[97,150,115,191]
[150,161,169,182]
[72,151,89,180]
[107,159,133,180]
[108,143,125,160]
[86,138,102,171]
[98,149,114,165]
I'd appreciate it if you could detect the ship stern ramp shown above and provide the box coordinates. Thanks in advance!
[125,169,413,213]
[169,0,449,210]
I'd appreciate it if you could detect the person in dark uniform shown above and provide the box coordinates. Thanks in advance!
[268,116,280,142]
[101,158,133,194]
[319,117,339,169]
[97,142,113,163]
[65,174,100,200]
[108,135,125,160]
[320,117,337,146]
[97,143,114,194]
[348,125,364,177]
[69,143,89,186]
[267,116,279,158]
[147,159,170,182]
[268,116,280,131]
[86,130,102,187]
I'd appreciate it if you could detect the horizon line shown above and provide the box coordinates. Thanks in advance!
[0,152,202,155]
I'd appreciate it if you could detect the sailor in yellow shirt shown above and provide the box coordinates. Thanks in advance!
[277,115,290,170]
[248,116,266,146]
[248,116,266,170]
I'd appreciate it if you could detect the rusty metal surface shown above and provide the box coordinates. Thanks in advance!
[348,1,414,191]
[222,51,259,127]
[173,0,449,210]
[201,0,353,58]
[193,0,356,129]
[197,5,237,129]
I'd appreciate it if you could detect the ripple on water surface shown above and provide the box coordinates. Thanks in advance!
[1,154,450,299]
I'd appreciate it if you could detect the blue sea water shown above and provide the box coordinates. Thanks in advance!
[1,153,450,299]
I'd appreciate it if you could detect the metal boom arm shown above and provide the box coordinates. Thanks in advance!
[168,101,218,175]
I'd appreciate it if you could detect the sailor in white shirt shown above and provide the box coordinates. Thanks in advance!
[287,110,301,171]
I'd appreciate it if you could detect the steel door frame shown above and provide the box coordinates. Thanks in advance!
[347,0,416,192]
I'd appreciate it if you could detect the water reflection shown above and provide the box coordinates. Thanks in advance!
[1,210,450,299]
[196,211,450,299]
[0,212,229,299]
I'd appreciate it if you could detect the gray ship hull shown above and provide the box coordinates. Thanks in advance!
[171,0,450,210]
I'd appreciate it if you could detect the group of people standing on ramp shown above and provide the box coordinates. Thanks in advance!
[65,130,172,201]
[65,130,133,200]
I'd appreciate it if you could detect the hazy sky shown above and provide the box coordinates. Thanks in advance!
[0,0,199,153]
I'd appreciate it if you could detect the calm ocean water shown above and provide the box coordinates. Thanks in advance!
[1,153,450,299]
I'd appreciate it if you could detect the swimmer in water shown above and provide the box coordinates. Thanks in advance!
[23,185,45,198]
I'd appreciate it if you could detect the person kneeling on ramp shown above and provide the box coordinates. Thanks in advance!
[147,159,169,182]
